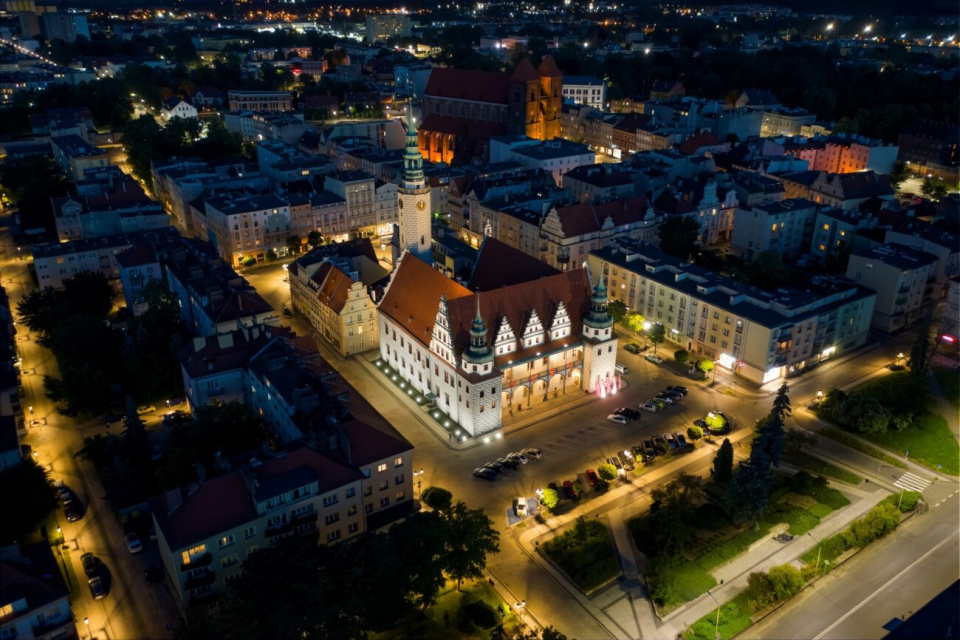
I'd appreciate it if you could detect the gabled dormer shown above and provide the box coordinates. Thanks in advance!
[520,309,545,349]
[494,316,516,356]
[549,301,571,341]
[429,294,455,365]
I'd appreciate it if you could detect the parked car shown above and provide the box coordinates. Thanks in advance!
[473,467,498,481]
[644,353,664,364]
[624,343,642,354]
[653,394,675,405]
[642,440,657,457]
[651,436,667,454]
[144,564,163,585]
[64,501,83,523]
[507,452,528,465]
[103,413,124,426]
[665,434,678,450]
[675,433,688,448]
[88,576,107,600]
[497,457,521,470]
[616,407,640,420]
[521,447,543,460]
[163,410,187,425]
[620,452,636,471]
[667,386,689,396]
[165,396,185,407]
[585,469,599,486]
[615,363,628,374]
[53,481,72,503]
[650,399,667,410]
[607,455,624,473]
[483,462,504,474]
[562,480,577,499]
[631,445,648,462]
[606,413,629,425]
[125,532,143,554]
[515,497,527,517]
[661,389,684,401]
[136,405,155,415]
[80,553,101,578]
[640,402,659,413]
[282,306,293,318]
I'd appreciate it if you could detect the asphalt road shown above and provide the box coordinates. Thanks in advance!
[743,491,960,640]
[2,217,180,640]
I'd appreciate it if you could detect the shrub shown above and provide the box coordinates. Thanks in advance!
[573,556,619,591]
[596,479,609,492]
[674,349,689,364]
[420,486,452,511]
[767,564,804,601]
[241,256,256,267]
[842,395,890,433]
[688,425,704,440]
[598,463,618,481]
[456,593,497,632]
[884,490,921,512]
[265,249,278,261]
[745,571,776,613]
[540,487,559,510]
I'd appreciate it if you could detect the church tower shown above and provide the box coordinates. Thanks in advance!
[537,55,563,140]
[396,106,432,264]
[581,269,618,394]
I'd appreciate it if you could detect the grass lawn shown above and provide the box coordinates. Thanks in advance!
[931,366,959,408]
[542,518,620,592]
[782,451,863,485]
[820,428,907,469]
[861,414,959,476]
[695,520,773,571]
[684,589,754,640]
[665,561,717,605]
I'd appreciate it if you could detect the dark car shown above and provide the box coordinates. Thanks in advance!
[631,445,648,462]
[675,433,688,448]
[667,386,689,396]
[282,306,293,318]
[661,389,684,401]
[606,455,624,472]
[88,576,107,600]
[483,461,504,474]
[665,434,678,450]
[624,343,642,354]
[163,410,187,425]
[585,469,599,486]
[80,553,100,577]
[642,440,657,456]
[562,480,577,499]
[497,457,521,470]
[651,436,667,454]
[616,407,641,420]
[64,500,83,523]
[166,395,186,407]
[473,467,497,481]
[104,413,124,426]
[53,481,72,503]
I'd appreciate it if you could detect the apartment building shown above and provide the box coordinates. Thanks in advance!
[324,171,376,237]
[51,134,108,180]
[783,135,899,175]
[847,244,938,332]
[224,110,311,144]
[589,239,876,385]
[809,209,877,264]
[365,13,412,43]
[116,243,163,316]
[52,176,169,242]
[730,198,819,262]
[778,170,895,210]
[0,543,75,640]
[562,76,607,110]
[227,90,293,112]
[204,194,291,266]
[561,163,641,203]
[33,232,138,289]
[653,178,739,246]
[760,107,816,137]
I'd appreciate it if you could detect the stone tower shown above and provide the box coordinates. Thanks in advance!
[507,57,542,139]
[537,55,563,140]
[581,269,617,394]
[457,295,502,437]
[396,105,432,264]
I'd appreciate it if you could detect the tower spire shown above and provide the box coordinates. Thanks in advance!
[402,104,424,188]
[464,293,492,362]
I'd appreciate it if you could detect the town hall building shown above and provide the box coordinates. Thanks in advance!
[378,239,618,436]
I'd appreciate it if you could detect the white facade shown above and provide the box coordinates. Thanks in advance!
[562,76,607,110]
[162,98,198,121]
[396,117,432,263]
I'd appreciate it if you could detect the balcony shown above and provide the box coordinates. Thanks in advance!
[291,509,317,526]
[184,569,216,591]
[265,519,293,537]
[180,552,212,572]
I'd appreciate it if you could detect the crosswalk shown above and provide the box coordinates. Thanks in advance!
[893,472,931,493]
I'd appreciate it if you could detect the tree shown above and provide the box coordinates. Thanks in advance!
[920,176,949,201]
[784,429,816,455]
[421,486,453,512]
[713,438,734,483]
[657,215,700,259]
[597,463,618,481]
[540,487,559,510]
[745,251,790,291]
[696,358,715,381]
[841,395,890,433]
[16,288,68,337]
[674,349,689,364]
[0,155,70,232]
[817,387,847,424]
[307,230,323,247]
[770,383,792,422]
[0,458,59,545]
[648,323,665,356]
[442,501,500,590]
[907,310,935,376]
[755,414,785,468]
[607,300,627,324]
[687,425,704,440]
[123,280,189,401]
[285,235,302,256]
[624,312,645,338]
[62,271,115,319]
[888,161,910,190]
[726,452,772,525]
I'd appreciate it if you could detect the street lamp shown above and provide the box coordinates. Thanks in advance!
[413,468,425,499]
[896,352,905,367]
[706,590,721,640]
[807,531,823,577]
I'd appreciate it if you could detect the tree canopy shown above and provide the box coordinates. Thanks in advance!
[657,216,700,260]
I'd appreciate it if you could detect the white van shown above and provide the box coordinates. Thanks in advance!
[515,497,527,517]
[615,363,628,375]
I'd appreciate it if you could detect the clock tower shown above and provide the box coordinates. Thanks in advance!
[395,106,433,265]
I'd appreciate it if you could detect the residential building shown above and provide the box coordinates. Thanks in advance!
[939,278,959,349]
[304,191,350,241]
[33,233,136,290]
[847,243,938,332]
[52,173,169,242]
[590,239,876,384]
[378,242,618,435]
[735,89,781,110]
[897,119,959,182]
[760,107,816,138]
[227,90,293,112]
[653,178,740,246]
[394,62,432,99]
[729,171,785,206]
[649,80,685,101]
[562,76,607,110]
[255,140,333,183]
[730,198,819,262]
[324,170,377,238]
[418,57,563,165]
[561,163,641,203]
[883,222,959,294]
[782,135,899,175]
[224,110,311,145]
[192,85,225,108]
[0,543,75,640]
[809,208,877,264]
[506,139,595,185]
[41,11,89,43]
[203,194,292,266]
[365,13,412,43]
[778,170,894,210]
[50,134,108,180]
[116,242,163,316]
[161,97,198,121]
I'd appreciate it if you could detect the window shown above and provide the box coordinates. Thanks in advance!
[348,522,359,533]
[365,504,373,514]
[327,530,342,542]
[377,463,387,473]
[395,490,406,501]
[394,457,404,467]
[347,505,358,516]
[323,495,338,507]
[379,480,388,491]
[324,513,340,525]
[380,497,390,507]
[395,474,405,485]
[243,526,256,539]
[220,554,239,569]
[345,487,356,498]
[217,535,235,549]
[181,544,207,565]
[363,485,372,497]
[292,485,312,499]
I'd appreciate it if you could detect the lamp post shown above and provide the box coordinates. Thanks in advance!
[84,617,90,640]
[706,590,721,640]
[807,531,823,577]
[413,468,425,500]
[896,352,905,367]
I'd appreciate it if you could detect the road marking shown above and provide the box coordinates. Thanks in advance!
[812,530,959,640]
[893,472,931,493]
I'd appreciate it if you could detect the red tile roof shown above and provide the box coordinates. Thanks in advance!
[379,253,473,347]
[310,262,352,314]
[257,447,364,496]
[553,196,650,237]
[424,68,511,104]
[151,472,258,550]
[467,237,559,291]
[537,55,562,78]
[679,131,723,155]
[510,57,539,82]
[446,268,592,359]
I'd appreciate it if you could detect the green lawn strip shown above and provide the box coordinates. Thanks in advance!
[669,561,718,604]
[542,519,620,591]
[398,581,520,640]
[54,545,81,601]
[782,451,863,485]
[931,366,959,408]
[695,520,773,572]
[861,414,959,476]
[820,428,907,469]
[683,589,753,640]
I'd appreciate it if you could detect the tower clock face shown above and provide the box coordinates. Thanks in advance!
[416,200,426,211]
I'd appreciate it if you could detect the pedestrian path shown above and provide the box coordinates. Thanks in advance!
[894,471,932,493]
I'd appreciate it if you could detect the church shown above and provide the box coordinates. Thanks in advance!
[378,238,619,437]
[418,56,564,165]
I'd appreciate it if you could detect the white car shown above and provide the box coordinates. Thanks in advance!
[615,363,628,374]
[607,414,629,425]
[644,354,664,364]
[125,532,143,554]
[640,402,659,413]
[521,447,543,460]
[136,405,155,415]
[515,497,527,518]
